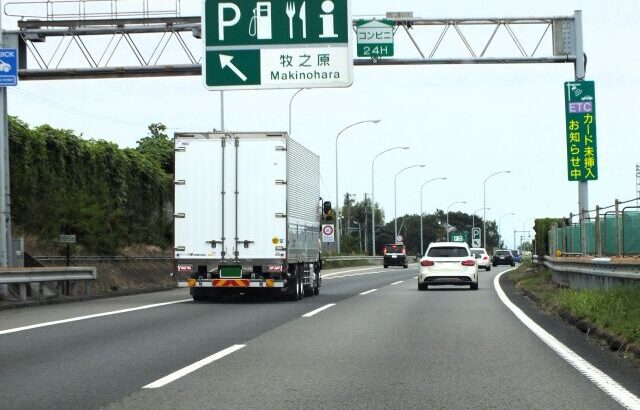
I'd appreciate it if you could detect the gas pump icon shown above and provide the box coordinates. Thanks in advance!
[250,2,273,40]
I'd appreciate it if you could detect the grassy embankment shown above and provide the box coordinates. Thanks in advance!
[508,263,640,357]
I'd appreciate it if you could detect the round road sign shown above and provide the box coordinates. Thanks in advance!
[323,225,335,236]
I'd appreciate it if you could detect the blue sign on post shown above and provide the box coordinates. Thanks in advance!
[0,49,18,87]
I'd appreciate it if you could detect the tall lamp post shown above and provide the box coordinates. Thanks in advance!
[288,88,306,135]
[335,119,381,253]
[472,207,490,231]
[420,177,447,255]
[521,217,535,251]
[446,201,467,241]
[371,146,409,255]
[498,212,516,248]
[394,164,426,240]
[483,170,511,248]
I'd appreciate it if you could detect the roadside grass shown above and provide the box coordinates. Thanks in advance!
[555,287,640,344]
[508,262,640,349]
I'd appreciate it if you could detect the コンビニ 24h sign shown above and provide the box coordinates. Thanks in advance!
[203,0,353,90]
[564,81,598,182]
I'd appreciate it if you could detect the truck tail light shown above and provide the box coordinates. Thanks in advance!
[420,260,434,267]
[461,260,476,267]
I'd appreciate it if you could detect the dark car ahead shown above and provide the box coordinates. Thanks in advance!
[511,250,522,263]
[383,243,408,269]
[492,250,515,267]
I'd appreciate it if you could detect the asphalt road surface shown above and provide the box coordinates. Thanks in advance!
[0,265,638,410]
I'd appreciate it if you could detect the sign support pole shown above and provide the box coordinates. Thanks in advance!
[220,91,225,131]
[574,10,588,255]
[0,15,11,268]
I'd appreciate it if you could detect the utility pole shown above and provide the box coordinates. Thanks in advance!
[0,13,12,267]
[345,193,352,234]
[636,164,640,207]
[364,193,368,253]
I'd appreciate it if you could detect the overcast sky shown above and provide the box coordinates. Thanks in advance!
[3,0,640,248]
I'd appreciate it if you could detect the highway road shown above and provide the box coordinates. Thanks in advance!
[1,265,639,410]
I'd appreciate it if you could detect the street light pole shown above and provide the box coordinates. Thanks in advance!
[483,170,511,249]
[420,177,447,255]
[394,164,426,240]
[335,119,381,253]
[288,88,306,135]
[446,201,467,241]
[371,146,409,255]
[521,217,535,251]
[472,207,490,231]
[498,212,516,248]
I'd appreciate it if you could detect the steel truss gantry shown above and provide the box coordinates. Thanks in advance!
[4,12,580,80]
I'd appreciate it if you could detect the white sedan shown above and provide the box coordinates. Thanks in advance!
[418,242,479,291]
[470,248,491,271]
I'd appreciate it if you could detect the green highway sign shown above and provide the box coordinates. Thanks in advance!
[356,19,394,58]
[564,80,598,182]
[203,0,353,90]
[451,232,468,243]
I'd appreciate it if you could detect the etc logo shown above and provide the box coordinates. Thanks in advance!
[217,1,340,41]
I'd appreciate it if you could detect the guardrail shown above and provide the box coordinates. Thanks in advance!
[0,267,97,302]
[324,256,382,261]
[543,256,640,290]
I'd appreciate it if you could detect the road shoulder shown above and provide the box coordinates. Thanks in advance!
[498,271,640,398]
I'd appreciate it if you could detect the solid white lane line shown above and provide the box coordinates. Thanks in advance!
[302,303,336,318]
[494,270,640,409]
[359,289,378,295]
[390,281,404,286]
[0,299,192,336]
[322,267,381,278]
[413,276,418,279]
[143,344,246,389]
[323,270,388,281]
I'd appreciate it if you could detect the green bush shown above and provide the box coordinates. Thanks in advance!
[9,117,172,254]
[534,218,562,256]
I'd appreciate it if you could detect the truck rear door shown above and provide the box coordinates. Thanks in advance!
[225,134,287,260]
[174,136,224,260]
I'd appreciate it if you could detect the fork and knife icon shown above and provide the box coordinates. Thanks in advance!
[286,1,307,39]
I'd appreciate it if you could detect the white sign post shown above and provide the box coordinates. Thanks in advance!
[322,224,335,243]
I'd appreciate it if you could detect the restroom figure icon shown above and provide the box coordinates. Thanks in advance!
[319,0,338,38]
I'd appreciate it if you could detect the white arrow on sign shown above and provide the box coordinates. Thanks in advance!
[219,54,247,82]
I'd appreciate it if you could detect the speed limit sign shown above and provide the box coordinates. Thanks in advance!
[322,224,335,243]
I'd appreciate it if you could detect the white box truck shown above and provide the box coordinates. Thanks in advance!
[173,132,322,301]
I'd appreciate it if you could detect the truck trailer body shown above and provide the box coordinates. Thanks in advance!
[173,132,322,301]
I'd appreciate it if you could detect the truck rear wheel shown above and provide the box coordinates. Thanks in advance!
[286,264,302,301]
[297,266,304,300]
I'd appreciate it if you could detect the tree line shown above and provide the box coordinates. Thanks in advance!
[337,194,502,256]
[7,117,533,255]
